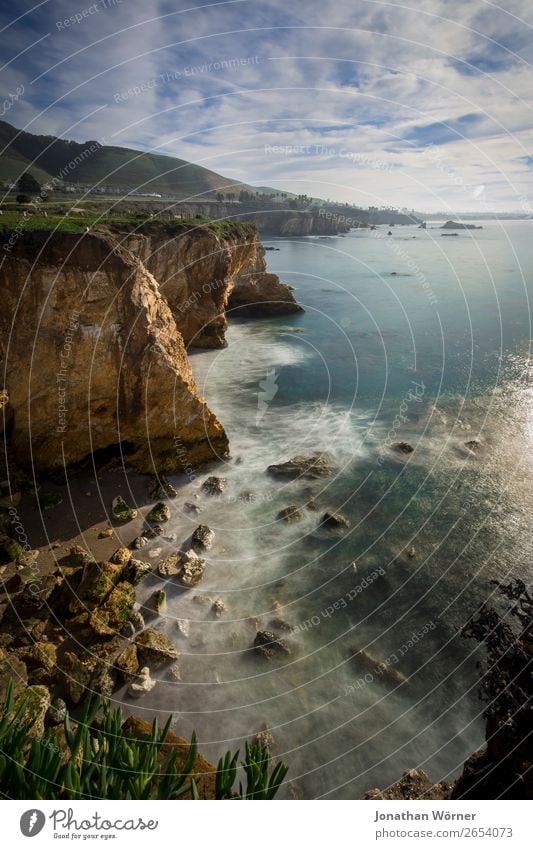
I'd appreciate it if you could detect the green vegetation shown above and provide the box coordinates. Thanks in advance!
[0,209,255,239]
[0,119,257,198]
[0,681,288,800]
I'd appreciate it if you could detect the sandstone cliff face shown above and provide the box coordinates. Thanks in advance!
[0,231,228,474]
[117,223,302,347]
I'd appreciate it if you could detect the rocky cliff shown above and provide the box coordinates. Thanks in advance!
[116,222,302,347]
[0,230,228,475]
[0,223,301,475]
[161,203,360,236]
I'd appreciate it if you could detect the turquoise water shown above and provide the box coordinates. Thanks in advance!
[129,221,533,798]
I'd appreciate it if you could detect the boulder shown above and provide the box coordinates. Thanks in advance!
[71,561,123,612]
[465,439,481,452]
[132,535,149,549]
[0,650,28,702]
[89,582,136,637]
[15,685,51,738]
[267,452,337,479]
[111,496,138,523]
[129,666,156,698]
[184,502,201,515]
[135,628,179,667]
[146,502,171,523]
[366,769,452,800]
[115,644,140,683]
[391,441,414,455]
[176,619,190,638]
[269,617,293,632]
[350,647,408,687]
[110,547,132,566]
[320,511,350,530]
[177,551,206,588]
[277,506,304,523]
[125,558,152,585]
[254,630,291,659]
[129,609,145,632]
[192,525,215,550]
[145,590,167,615]
[89,658,116,699]
[149,475,178,500]
[56,651,91,704]
[45,697,67,727]
[201,476,226,495]
[212,599,226,618]
[16,549,40,569]
[157,555,182,578]
[16,641,57,673]
[68,545,97,569]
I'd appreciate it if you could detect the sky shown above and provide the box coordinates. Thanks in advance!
[1,0,532,212]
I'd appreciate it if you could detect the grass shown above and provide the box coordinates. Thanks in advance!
[0,681,288,800]
[0,208,255,238]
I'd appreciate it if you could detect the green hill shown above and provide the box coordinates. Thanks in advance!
[0,120,255,199]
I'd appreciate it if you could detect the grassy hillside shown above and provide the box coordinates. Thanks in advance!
[0,120,254,199]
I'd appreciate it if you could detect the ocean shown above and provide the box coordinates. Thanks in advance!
[128,220,533,799]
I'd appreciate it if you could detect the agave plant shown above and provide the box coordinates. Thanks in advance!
[0,681,288,800]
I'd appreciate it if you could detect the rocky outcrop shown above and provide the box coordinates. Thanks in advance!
[442,220,482,230]
[365,769,452,800]
[118,223,302,348]
[0,230,228,474]
[267,452,337,479]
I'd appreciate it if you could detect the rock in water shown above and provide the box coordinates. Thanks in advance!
[149,475,178,500]
[111,496,138,522]
[145,589,167,615]
[269,617,293,632]
[125,558,152,585]
[320,511,350,530]
[350,647,408,687]
[110,546,132,566]
[177,551,206,588]
[146,502,170,523]
[267,452,337,479]
[254,630,291,659]
[464,439,481,452]
[184,502,201,514]
[129,666,156,697]
[201,476,226,495]
[277,506,304,523]
[176,619,190,637]
[135,628,179,666]
[157,555,182,578]
[212,599,226,617]
[192,525,215,549]
[391,442,414,455]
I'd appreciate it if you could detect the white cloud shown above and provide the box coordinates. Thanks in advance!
[2,0,532,210]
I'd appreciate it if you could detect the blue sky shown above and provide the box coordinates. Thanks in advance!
[1,0,532,211]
